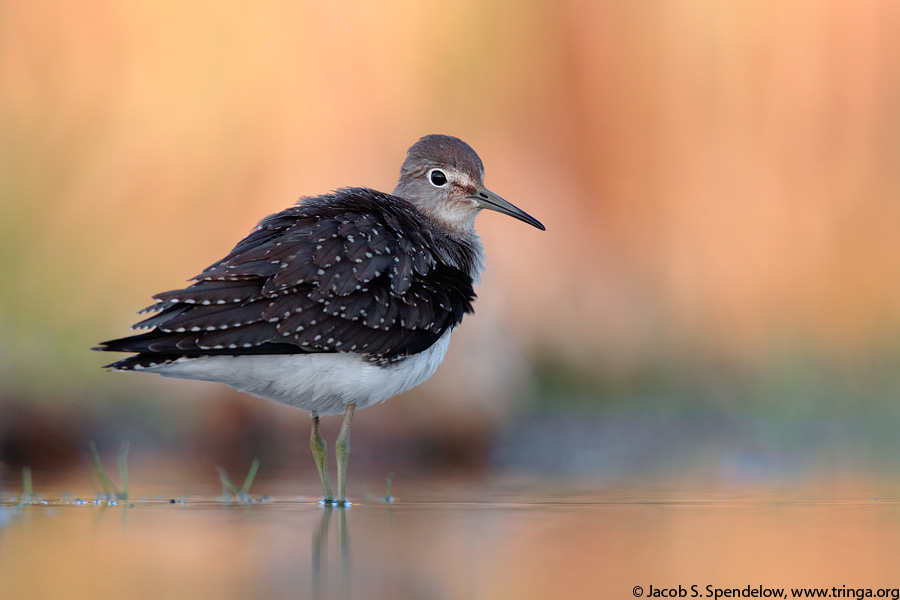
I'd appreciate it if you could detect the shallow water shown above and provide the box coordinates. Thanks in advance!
[2,478,899,600]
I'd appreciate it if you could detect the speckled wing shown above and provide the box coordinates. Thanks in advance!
[97,188,477,368]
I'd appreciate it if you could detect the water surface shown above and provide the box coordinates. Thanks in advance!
[2,478,898,599]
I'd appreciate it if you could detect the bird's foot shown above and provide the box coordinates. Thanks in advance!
[318,498,352,507]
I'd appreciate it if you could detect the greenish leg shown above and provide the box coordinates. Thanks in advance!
[310,415,334,502]
[335,403,356,505]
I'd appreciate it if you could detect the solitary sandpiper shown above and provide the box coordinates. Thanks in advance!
[95,134,545,505]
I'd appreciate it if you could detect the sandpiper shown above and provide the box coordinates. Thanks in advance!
[95,134,544,504]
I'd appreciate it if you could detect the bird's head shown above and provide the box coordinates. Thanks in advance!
[394,134,545,235]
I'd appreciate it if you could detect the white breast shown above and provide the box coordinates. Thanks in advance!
[139,329,454,416]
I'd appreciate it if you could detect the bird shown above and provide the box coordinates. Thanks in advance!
[94,134,545,505]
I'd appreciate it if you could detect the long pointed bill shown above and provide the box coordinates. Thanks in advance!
[471,187,546,230]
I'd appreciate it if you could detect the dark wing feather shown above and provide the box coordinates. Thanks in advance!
[197,260,281,280]
[153,280,261,305]
[96,188,477,367]
[156,300,267,332]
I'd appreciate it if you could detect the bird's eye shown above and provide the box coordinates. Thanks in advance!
[429,169,448,187]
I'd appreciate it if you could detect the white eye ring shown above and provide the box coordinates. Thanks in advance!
[428,168,448,187]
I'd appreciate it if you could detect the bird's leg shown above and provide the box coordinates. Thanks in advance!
[334,402,356,505]
[310,415,334,503]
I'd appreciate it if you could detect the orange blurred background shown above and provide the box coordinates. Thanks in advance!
[1,0,900,483]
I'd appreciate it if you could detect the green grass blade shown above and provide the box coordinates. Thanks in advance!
[22,466,33,499]
[118,442,130,501]
[239,459,260,496]
[89,441,120,499]
[216,465,240,497]
[385,472,394,498]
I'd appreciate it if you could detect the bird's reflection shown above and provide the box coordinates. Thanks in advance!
[312,504,351,598]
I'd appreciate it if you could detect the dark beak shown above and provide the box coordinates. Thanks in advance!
[471,187,545,231]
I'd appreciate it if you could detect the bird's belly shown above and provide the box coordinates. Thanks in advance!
[145,329,453,415]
